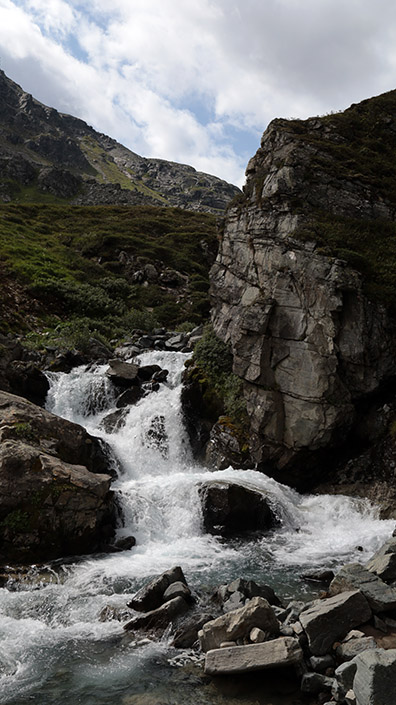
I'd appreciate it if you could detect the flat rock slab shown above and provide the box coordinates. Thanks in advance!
[299,590,371,656]
[353,648,396,705]
[329,563,396,613]
[199,596,279,652]
[106,360,140,386]
[204,636,303,675]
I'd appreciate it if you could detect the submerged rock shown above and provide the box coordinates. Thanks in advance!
[123,595,189,633]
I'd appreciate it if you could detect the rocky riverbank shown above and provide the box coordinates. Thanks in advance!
[102,534,396,705]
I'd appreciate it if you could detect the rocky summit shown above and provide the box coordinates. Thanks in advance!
[0,70,239,213]
[210,90,396,489]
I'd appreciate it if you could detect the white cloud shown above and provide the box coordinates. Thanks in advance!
[2,0,396,186]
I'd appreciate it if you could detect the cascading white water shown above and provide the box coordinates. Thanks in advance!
[0,350,394,705]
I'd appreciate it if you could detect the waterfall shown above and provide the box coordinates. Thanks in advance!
[0,350,393,704]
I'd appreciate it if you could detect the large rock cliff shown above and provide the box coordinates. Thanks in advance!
[211,91,396,488]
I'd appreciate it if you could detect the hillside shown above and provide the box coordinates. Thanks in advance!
[0,203,218,338]
[0,70,240,214]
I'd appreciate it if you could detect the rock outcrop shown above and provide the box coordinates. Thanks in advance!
[0,390,116,562]
[210,91,396,488]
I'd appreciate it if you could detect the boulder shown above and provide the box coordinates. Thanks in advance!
[115,387,144,408]
[353,649,396,705]
[215,577,282,610]
[199,596,279,652]
[123,596,189,633]
[106,359,140,386]
[0,390,116,562]
[163,581,191,603]
[329,563,396,613]
[204,636,303,675]
[366,537,396,582]
[198,481,275,536]
[128,566,187,612]
[5,360,49,406]
[299,591,372,656]
[136,364,162,381]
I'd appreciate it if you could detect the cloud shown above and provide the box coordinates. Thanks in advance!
[1,0,396,186]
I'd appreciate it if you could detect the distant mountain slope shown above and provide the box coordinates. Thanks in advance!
[0,70,240,213]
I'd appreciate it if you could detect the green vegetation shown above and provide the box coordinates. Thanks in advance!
[12,422,37,443]
[1,509,30,532]
[192,325,247,425]
[0,203,218,339]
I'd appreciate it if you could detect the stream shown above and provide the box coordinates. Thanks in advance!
[0,350,393,704]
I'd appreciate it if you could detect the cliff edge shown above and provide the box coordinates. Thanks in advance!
[211,91,396,488]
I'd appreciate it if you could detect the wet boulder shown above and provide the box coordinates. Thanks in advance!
[100,409,128,434]
[136,364,162,381]
[106,359,140,387]
[366,537,396,583]
[123,596,189,633]
[214,577,282,611]
[171,612,215,649]
[115,387,145,408]
[128,566,188,612]
[198,481,276,536]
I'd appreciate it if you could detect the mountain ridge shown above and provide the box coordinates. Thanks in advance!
[0,70,240,213]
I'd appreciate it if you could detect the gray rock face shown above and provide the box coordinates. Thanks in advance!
[204,636,303,675]
[329,563,396,613]
[299,590,372,655]
[199,596,279,652]
[210,112,396,485]
[353,649,396,705]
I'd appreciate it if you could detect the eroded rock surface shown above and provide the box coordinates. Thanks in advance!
[210,104,396,487]
[0,390,116,562]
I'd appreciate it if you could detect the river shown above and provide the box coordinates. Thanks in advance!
[0,350,393,704]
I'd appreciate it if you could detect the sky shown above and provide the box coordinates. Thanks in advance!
[1,1,396,187]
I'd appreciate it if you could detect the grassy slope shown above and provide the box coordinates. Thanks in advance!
[0,204,218,338]
[290,90,396,308]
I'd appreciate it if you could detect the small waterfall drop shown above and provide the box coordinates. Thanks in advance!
[0,350,394,704]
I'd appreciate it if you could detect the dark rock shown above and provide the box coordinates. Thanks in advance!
[163,581,192,603]
[198,481,275,536]
[137,364,162,381]
[366,537,396,582]
[106,359,140,386]
[128,566,187,612]
[115,387,144,408]
[112,536,136,551]
[123,596,189,633]
[301,569,335,585]
[309,655,335,673]
[329,563,396,613]
[301,673,335,694]
[5,360,49,406]
[145,415,168,457]
[299,590,372,656]
[171,612,214,648]
[152,369,169,383]
[100,409,127,434]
